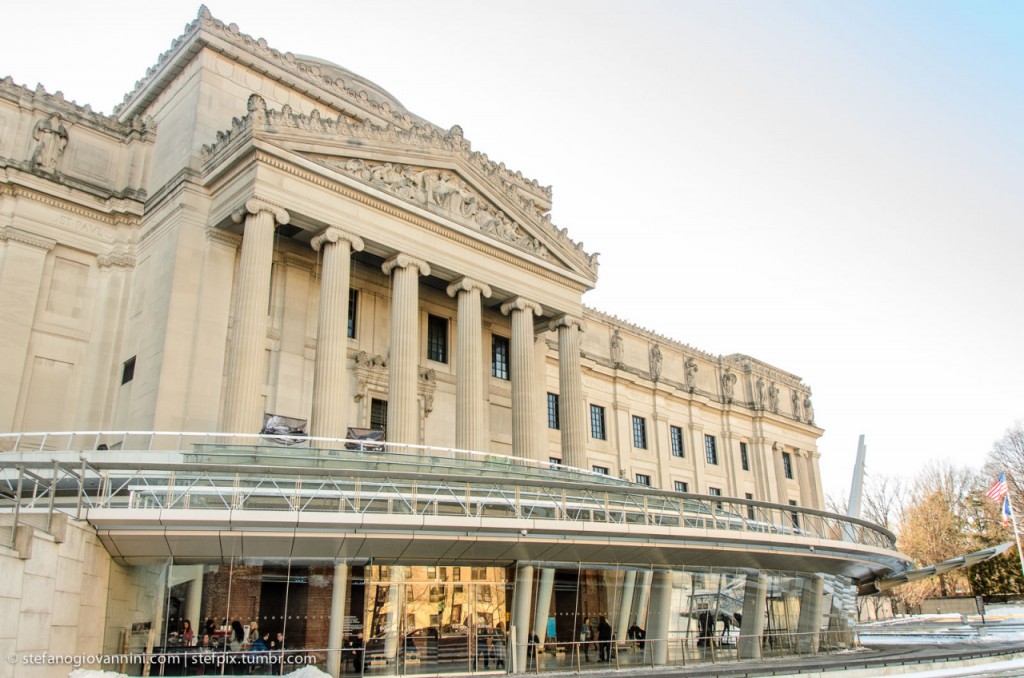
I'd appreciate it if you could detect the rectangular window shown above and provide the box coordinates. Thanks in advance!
[547,393,560,429]
[427,314,448,363]
[590,404,607,440]
[491,335,509,380]
[635,474,651,486]
[121,356,136,385]
[704,434,718,465]
[592,465,609,475]
[370,398,388,435]
[740,442,750,471]
[670,426,684,457]
[549,457,562,469]
[789,500,800,529]
[632,416,648,449]
[745,492,755,521]
[675,481,689,493]
[782,451,794,479]
[347,288,358,339]
[708,486,723,510]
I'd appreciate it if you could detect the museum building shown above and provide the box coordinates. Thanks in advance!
[0,8,910,677]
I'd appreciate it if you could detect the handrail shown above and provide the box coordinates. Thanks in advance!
[0,431,900,552]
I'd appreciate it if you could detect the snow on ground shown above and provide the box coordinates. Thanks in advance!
[67,671,128,678]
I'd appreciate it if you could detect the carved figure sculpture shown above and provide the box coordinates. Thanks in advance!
[755,377,766,409]
[721,370,737,402]
[684,358,698,391]
[768,382,779,413]
[31,114,68,171]
[791,391,801,420]
[803,395,814,424]
[649,345,663,381]
[610,330,623,366]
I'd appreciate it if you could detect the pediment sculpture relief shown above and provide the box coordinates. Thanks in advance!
[332,158,552,261]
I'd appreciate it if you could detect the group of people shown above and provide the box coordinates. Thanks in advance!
[576,616,614,662]
[173,619,285,675]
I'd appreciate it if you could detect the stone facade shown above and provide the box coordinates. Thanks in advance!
[0,7,821,511]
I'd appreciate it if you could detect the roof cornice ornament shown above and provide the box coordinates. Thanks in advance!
[201,95,598,277]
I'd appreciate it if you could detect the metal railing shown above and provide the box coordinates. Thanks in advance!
[0,431,899,553]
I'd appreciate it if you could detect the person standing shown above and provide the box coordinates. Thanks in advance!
[597,617,612,662]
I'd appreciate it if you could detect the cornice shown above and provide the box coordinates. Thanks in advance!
[249,151,590,294]
[0,181,144,223]
[0,77,155,139]
[0,226,56,251]
[205,225,242,249]
[97,247,136,270]
[199,95,595,278]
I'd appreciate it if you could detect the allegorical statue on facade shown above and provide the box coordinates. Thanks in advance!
[721,369,737,402]
[791,390,802,420]
[31,114,69,171]
[803,395,814,425]
[684,358,698,392]
[649,344,663,381]
[755,377,766,409]
[610,329,623,367]
[768,382,779,413]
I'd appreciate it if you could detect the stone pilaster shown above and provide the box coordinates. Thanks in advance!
[310,227,364,441]
[382,253,430,445]
[222,200,289,434]
[447,277,492,451]
[551,315,587,469]
[501,297,542,460]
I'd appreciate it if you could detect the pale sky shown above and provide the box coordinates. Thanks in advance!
[2,1,1021,500]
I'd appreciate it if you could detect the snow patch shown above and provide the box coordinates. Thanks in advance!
[283,667,333,678]
[67,671,129,678]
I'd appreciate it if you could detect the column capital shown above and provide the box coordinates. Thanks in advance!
[549,313,586,333]
[231,198,290,226]
[311,226,365,253]
[446,276,492,299]
[500,296,542,317]
[382,253,430,277]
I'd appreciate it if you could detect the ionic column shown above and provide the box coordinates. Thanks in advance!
[500,297,542,459]
[551,315,587,469]
[447,277,492,452]
[222,200,289,434]
[310,227,364,442]
[382,254,430,445]
[326,563,349,677]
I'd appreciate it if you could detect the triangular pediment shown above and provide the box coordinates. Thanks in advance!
[201,95,598,282]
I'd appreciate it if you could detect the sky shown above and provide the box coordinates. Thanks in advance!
[1,0,1021,501]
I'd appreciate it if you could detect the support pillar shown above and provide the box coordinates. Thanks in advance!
[615,570,637,648]
[738,572,767,660]
[511,563,535,672]
[310,227,364,441]
[222,200,289,434]
[383,567,405,661]
[797,575,824,654]
[643,571,673,666]
[635,571,652,628]
[551,315,587,469]
[0,228,54,431]
[326,563,349,677]
[532,568,555,650]
[382,254,430,445]
[447,277,492,451]
[500,297,542,459]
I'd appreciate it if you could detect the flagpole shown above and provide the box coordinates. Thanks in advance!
[1005,474,1024,583]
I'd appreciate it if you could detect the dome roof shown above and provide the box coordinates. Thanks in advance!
[293,54,412,117]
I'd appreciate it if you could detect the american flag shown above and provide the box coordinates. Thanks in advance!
[987,472,1009,501]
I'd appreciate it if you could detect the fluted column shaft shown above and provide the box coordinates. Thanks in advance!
[501,297,542,460]
[447,277,492,451]
[552,315,587,468]
[222,200,289,433]
[310,227,364,441]
[382,254,430,445]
